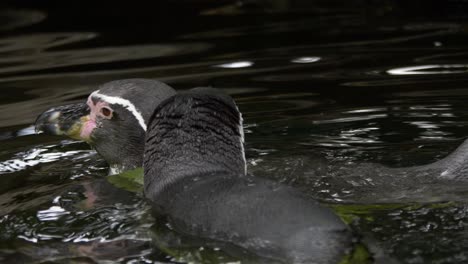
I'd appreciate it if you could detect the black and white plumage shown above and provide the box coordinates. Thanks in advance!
[35,79,176,173]
[35,79,468,184]
[36,81,354,262]
[143,90,353,263]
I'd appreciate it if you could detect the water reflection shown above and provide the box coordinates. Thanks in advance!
[214,61,254,68]
[387,64,468,75]
[0,145,93,174]
[291,56,320,63]
[37,206,70,222]
[0,40,211,75]
[0,32,96,53]
[0,9,46,31]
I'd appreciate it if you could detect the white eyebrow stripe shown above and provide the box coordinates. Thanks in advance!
[90,90,147,131]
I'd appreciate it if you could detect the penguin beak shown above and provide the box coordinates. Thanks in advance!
[35,103,95,142]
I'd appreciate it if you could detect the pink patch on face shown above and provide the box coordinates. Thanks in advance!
[80,95,114,140]
[87,96,112,120]
[80,118,97,139]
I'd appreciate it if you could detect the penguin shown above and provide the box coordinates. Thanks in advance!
[35,81,354,263]
[143,89,353,263]
[35,79,176,174]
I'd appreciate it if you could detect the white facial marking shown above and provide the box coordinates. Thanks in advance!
[90,90,147,131]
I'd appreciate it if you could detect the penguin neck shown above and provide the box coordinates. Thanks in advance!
[94,134,145,175]
[143,94,246,200]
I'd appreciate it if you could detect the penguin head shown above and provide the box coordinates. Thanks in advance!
[35,79,176,173]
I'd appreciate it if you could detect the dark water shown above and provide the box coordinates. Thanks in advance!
[1,0,468,263]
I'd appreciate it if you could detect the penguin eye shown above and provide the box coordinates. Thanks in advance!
[101,107,113,118]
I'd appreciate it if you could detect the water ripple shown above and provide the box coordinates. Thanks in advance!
[0,9,46,31]
[0,42,211,75]
[0,142,95,174]
[0,32,97,53]
[387,64,468,75]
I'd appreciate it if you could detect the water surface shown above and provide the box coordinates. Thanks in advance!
[1,1,468,263]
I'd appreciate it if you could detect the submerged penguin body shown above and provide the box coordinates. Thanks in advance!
[144,91,352,263]
[152,173,351,263]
